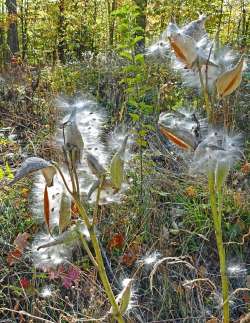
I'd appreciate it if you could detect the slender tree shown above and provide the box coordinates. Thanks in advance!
[6,0,19,58]
[107,0,117,47]
[57,0,66,63]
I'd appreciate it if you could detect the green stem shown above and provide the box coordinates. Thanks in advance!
[75,199,124,323]
[78,231,98,268]
[208,172,230,323]
[197,59,212,122]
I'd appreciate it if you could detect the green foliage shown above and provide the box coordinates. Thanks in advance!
[0,162,13,181]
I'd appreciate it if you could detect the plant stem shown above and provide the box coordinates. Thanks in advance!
[75,199,124,323]
[208,172,230,323]
[197,59,212,122]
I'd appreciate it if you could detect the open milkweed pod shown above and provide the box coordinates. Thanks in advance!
[159,126,198,150]
[181,14,207,41]
[216,55,245,98]
[145,40,169,60]
[86,152,106,178]
[9,157,56,187]
[168,32,197,68]
[64,108,84,164]
[110,135,128,191]
[158,111,200,150]
[37,220,89,251]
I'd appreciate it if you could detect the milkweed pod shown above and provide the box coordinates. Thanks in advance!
[118,279,133,314]
[169,32,197,67]
[9,157,56,187]
[216,55,245,98]
[64,108,84,163]
[110,135,128,190]
[41,165,57,187]
[159,126,198,150]
[110,151,124,190]
[37,226,79,250]
[59,191,71,234]
[86,153,106,178]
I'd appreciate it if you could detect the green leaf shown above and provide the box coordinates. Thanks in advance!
[120,51,133,61]
[0,166,4,180]
[132,36,144,46]
[129,113,140,122]
[135,53,144,63]
[5,162,14,180]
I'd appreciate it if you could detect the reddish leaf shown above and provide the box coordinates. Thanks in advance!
[71,201,79,217]
[20,277,30,289]
[121,253,137,267]
[44,184,50,233]
[48,265,65,280]
[14,232,30,252]
[7,249,22,266]
[241,161,250,175]
[121,243,140,267]
[62,266,80,289]
[108,233,124,251]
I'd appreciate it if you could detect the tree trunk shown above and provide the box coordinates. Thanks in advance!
[6,0,19,58]
[58,0,66,63]
[107,0,117,47]
[133,0,147,53]
[20,0,28,60]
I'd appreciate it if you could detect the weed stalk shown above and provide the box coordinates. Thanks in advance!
[208,171,229,323]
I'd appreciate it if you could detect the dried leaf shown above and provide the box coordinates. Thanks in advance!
[121,243,140,267]
[7,249,22,266]
[216,55,245,98]
[71,201,79,216]
[14,232,30,252]
[240,313,250,323]
[206,318,218,323]
[241,161,250,175]
[185,186,197,198]
[59,192,71,233]
[108,233,124,251]
[44,185,50,233]
[21,188,29,198]
[233,192,245,209]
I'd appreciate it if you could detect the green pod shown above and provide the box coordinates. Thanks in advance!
[110,135,128,191]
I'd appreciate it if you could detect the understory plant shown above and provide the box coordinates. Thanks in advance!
[154,14,246,323]
[8,97,135,322]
